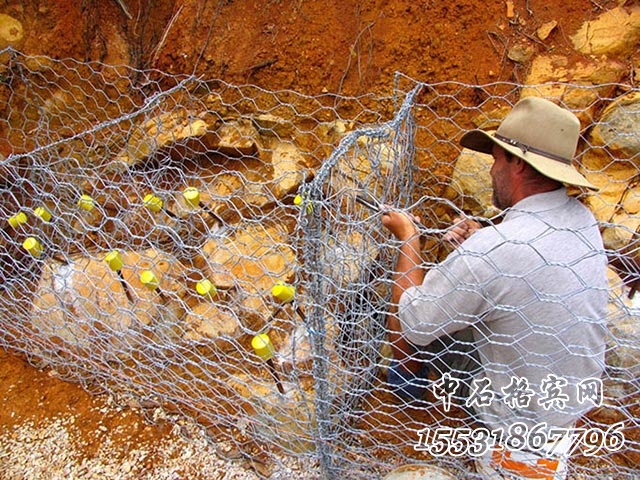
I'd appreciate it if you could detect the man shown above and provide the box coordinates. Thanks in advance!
[381,97,609,478]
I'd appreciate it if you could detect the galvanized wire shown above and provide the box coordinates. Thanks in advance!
[0,49,638,479]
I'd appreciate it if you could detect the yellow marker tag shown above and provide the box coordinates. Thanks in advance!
[8,211,28,229]
[196,279,217,297]
[34,206,52,222]
[294,194,313,213]
[183,187,200,208]
[104,251,124,271]
[140,270,160,290]
[272,281,295,304]
[251,333,275,361]
[78,194,96,212]
[143,193,163,213]
[23,237,43,258]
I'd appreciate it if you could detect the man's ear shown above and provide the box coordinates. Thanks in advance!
[512,156,528,173]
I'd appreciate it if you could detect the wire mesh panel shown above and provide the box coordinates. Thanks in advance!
[295,86,424,478]
[0,49,638,479]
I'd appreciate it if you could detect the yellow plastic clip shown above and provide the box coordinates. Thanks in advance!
[8,211,28,229]
[294,194,313,214]
[105,251,134,303]
[140,270,160,290]
[183,187,201,208]
[23,237,43,258]
[34,206,52,222]
[252,333,275,361]
[271,280,306,321]
[77,194,96,212]
[143,192,179,219]
[143,193,164,213]
[105,250,124,271]
[140,269,167,302]
[251,333,285,394]
[272,281,295,304]
[196,279,217,298]
[182,186,223,223]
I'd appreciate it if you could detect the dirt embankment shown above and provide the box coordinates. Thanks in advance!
[0,0,628,478]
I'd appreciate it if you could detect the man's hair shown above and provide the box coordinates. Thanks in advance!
[503,148,562,189]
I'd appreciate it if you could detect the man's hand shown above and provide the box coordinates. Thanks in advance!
[381,209,421,241]
[442,215,482,245]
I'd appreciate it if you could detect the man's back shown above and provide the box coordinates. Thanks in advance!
[399,188,608,430]
[464,188,608,430]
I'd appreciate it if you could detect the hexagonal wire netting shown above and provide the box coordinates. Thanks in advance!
[0,50,638,478]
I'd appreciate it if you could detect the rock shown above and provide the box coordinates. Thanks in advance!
[537,20,557,41]
[252,113,294,138]
[589,91,640,159]
[183,301,240,343]
[266,138,309,199]
[582,92,640,235]
[468,105,510,130]
[356,132,398,177]
[119,108,217,167]
[606,268,640,394]
[446,147,495,217]
[236,292,274,333]
[30,249,187,359]
[327,130,397,197]
[602,211,640,252]
[571,5,640,57]
[200,222,297,293]
[200,167,274,224]
[588,176,640,285]
[321,230,380,287]
[522,54,625,123]
[505,0,515,19]
[118,111,262,169]
[507,42,535,64]
[225,373,316,453]
[0,14,24,51]
[276,323,312,371]
[582,164,627,223]
[209,118,260,157]
[605,268,640,392]
[273,300,344,377]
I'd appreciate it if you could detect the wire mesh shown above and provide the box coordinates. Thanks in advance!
[0,49,638,479]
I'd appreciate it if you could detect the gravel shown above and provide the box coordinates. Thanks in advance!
[0,395,320,480]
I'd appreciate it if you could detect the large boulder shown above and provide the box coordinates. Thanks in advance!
[521,54,625,123]
[30,249,187,360]
[445,147,495,217]
[200,222,297,292]
[583,92,640,271]
[571,5,640,57]
[118,110,260,168]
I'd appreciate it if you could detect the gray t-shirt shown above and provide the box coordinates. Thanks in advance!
[399,188,608,431]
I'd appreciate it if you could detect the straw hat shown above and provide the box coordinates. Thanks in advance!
[460,97,595,189]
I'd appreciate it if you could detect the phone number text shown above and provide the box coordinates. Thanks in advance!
[414,421,625,457]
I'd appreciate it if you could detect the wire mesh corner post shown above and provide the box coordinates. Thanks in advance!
[297,87,421,478]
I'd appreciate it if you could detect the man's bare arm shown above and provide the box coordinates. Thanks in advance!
[381,210,425,374]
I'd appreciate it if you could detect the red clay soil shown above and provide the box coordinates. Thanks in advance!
[12,0,615,96]
[0,0,628,475]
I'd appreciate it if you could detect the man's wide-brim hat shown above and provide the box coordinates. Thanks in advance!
[460,97,596,189]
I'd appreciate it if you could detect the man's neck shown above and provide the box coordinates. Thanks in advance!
[510,179,562,207]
